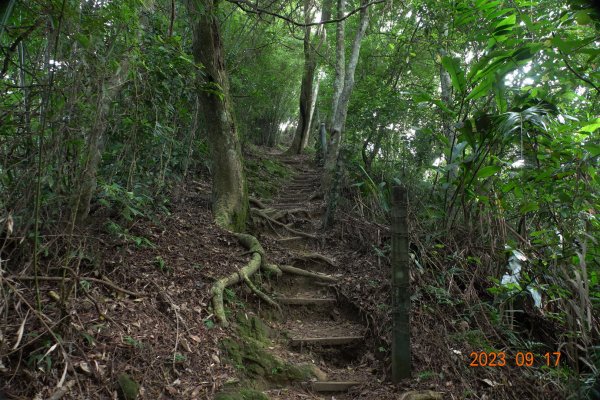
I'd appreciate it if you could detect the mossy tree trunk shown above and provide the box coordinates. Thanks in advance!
[187,0,248,231]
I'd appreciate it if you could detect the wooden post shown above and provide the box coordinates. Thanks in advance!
[391,185,411,382]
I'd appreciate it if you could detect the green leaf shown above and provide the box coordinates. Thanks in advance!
[580,122,600,133]
[584,144,600,157]
[493,75,507,113]
[494,14,516,31]
[476,165,501,179]
[441,56,467,94]
[466,76,494,100]
[501,181,516,193]
[488,8,515,20]
[520,202,539,213]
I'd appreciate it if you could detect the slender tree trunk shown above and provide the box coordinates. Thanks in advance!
[187,0,248,231]
[323,0,369,188]
[301,77,320,150]
[286,0,325,155]
[329,0,346,129]
[286,25,317,154]
[439,23,457,182]
[73,61,129,225]
[439,49,452,143]
[362,124,384,173]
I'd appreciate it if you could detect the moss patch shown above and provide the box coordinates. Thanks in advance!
[215,389,269,400]
[117,373,140,400]
[221,314,313,385]
[245,156,293,200]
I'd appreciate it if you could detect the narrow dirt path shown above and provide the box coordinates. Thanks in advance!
[257,154,372,399]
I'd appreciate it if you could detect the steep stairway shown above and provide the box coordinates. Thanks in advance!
[260,155,372,399]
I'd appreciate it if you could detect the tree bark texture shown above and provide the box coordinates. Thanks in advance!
[188,0,248,231]
[287,0,325,155]
[323,0,369,188]
[329,0,346,130]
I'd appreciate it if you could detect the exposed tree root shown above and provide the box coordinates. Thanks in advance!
[242,274,282,314]
[292,252,336,267]
[259,207,313,223]
[278,265,337,282]
[210,233,337,326]
[211,233,264,327]
[251,208,317,239]
[249,197,268,209]
[275,236,303,242]
[263,263,283,277]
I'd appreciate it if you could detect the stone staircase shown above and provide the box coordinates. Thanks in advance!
[263,156,370,398]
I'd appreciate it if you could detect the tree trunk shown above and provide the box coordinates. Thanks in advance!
[362,124,384,173]
[286,29,317,154]
[73,61,129,225]
[286,0,324,155]
[329,0,346,129]
[323,0,369,188]
[187,0,248,231]
[301,77,320,150]
[438,23,457,182]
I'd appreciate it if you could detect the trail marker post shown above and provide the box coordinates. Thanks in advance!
[391,185,411,382]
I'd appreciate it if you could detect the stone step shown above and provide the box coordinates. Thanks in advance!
[311,381,362,392]
[278,194,311,198]
[277,297,336,306]
[286,186,315,191]
[290,336,363,346]
[273,204,307,209]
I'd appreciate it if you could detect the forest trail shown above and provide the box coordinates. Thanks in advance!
[255,154,373,399]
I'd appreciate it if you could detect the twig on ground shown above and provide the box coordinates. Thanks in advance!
[9,275,143,298]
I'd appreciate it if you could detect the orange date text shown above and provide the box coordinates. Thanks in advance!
[468,351,561,367]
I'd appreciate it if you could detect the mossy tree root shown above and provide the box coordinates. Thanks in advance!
[211,235,336,326]
[211,233,266,327]
[242,274,282,315]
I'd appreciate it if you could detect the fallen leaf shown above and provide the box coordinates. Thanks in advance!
[189,335,202,343]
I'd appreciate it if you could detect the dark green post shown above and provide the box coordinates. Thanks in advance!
[391,185,411,382]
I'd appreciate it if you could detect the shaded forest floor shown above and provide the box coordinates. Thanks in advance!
[1,147,567,399]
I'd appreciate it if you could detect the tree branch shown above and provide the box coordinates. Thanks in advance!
[559,49,600,95]
[226,0,388,27]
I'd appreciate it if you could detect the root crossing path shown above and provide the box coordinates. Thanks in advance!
[251,154,373,399]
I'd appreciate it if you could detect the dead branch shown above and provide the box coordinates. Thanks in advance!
[8,275,143,298]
